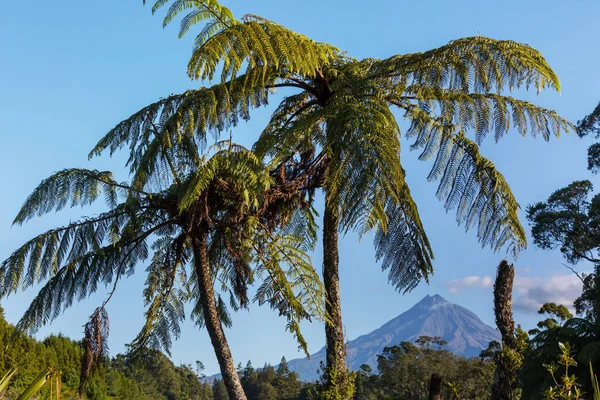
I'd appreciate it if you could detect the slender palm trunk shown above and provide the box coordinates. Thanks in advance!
[322,204,352,398]
[193,232,247,400]
[491,260,516,400]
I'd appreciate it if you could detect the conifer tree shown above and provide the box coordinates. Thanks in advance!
[275,357,301,399]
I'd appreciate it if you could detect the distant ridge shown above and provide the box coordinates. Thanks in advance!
[285,294,500,381]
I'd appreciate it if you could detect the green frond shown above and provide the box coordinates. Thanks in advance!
[3,201,174,333]
[254,91,322,162]
[579,341,600,365]
[178,144,271,212]
[373,197,434,293]
[280,207,319,252]
[187,18,338,82]
[372,36,561,94]
[131,235,189,355]
[402,89,573,143]
[13,169,135,225]
[1,207,135,297]
[144,0,236,37]
[405,108,527,254]
[14,235,149,334]
[253,233,326,356]
[89,75,273,164]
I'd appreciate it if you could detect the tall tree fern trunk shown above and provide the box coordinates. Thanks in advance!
[321,205,353,398]
[193,232,247,400]
[491,260,516,400]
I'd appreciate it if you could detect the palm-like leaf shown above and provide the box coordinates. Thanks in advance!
[370,36,560,93]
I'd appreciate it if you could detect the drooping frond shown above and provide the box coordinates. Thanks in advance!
[131,234,189,355]
[187,16,339,82]
[371,36,561,94]
[14,238,146,333]
[13,169,140,225]
[323,96,434,291]
[5,207,174,333]
[374,196,434,293]
[405,107,527,254]
[89,75,273,165]
[402,89,573,144]
[254,232,326,356]
[79,306,110,394]
[145,0,236,37]
[2,207,131,296]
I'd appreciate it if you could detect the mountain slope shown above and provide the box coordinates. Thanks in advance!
[286,294,500,381]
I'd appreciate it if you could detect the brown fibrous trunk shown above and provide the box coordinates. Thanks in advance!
[491,260,516,400]
[322,206,352,398]
[193,232,247,400]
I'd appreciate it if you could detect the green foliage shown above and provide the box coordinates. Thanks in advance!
[529,303,574,336]
[0,310,213,399]
[591,363,600,400]
[544,342,584,400]
[576,101,600,173]
[135,0,571,300]
[523,316,600,399]
[527,180,600,269]
[352,336,495,400]
[233,358,310,400]
[314,361,356,400]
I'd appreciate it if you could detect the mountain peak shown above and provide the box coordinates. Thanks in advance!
[285,294,500,381]
[415,294,449,308]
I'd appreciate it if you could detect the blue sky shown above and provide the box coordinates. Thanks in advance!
[1,1,599,375]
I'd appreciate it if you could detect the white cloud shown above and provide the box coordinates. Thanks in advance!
[444,275,494,294]
[513,274,583,313]
[444,272,584,313]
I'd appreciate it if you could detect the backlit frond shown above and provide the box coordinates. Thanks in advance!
[403,88,573,143]
[13,169,136,225]
[2,207,133,296]
[131,234,189,355]
[187,17,338,82]
[372,36,561,94]
[254,233,326,356]
[15,233,151,333]
[89,75,273,165]
[405,107,527,254]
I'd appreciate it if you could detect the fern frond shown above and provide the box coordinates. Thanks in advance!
[405,107,527,254]
[131,234,189,355]
[403,88,573,143]
[89,75,273,164]
[1,207,135,296]
[187,18,338,82]
[14,233,150,333]
[253,232,326,356]
[13,169,139,225]
[372,36,561,94]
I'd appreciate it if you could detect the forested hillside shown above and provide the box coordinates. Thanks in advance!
[0,306,212,399]
[0,306,497,399]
